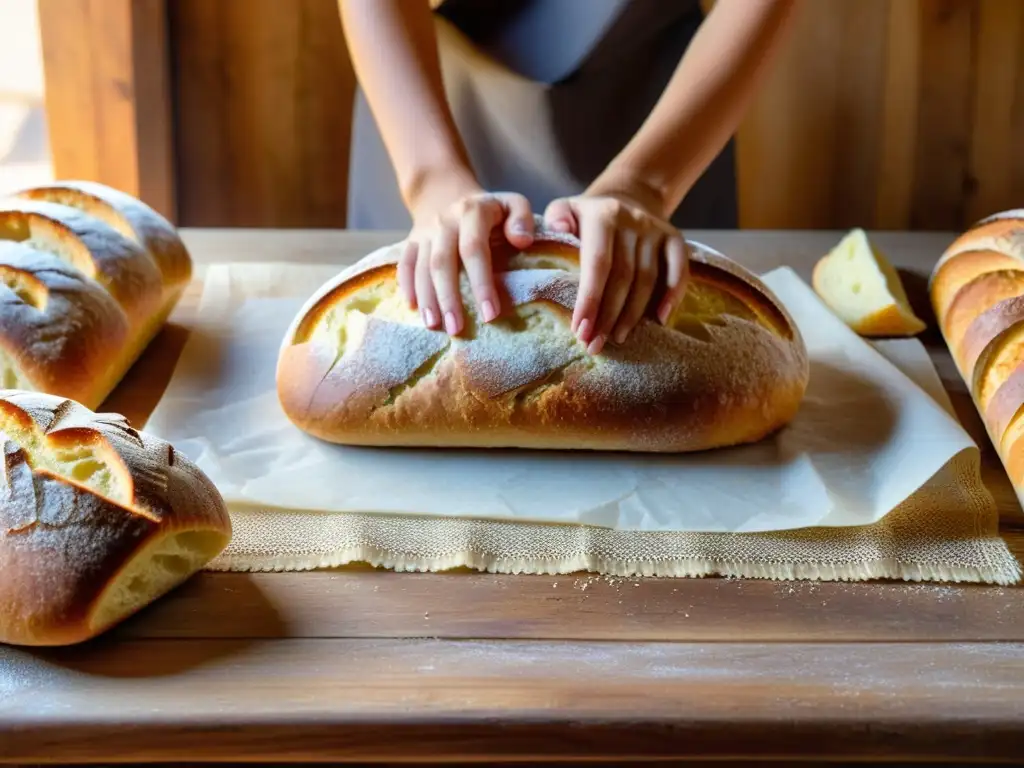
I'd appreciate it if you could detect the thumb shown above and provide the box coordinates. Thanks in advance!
[544,199,578,235]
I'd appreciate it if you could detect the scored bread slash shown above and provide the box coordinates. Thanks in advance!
[811,228,926,337]
[930,207,1024,503]
[0,390,231,647]
[276,228,810,453]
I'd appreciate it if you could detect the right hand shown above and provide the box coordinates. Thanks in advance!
[400,178,536,336]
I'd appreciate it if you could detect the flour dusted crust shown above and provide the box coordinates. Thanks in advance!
[929,209,1024,491]
[277,229,810,452]
[0,181,192,409]
[0,390,231,646]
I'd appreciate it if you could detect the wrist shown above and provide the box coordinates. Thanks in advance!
[401,163,483,224]
[585,167,675,221]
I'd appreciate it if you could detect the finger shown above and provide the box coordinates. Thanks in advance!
[613,232,660,344]
[544,198,578,235]
[397,239,419,308]
[459,202,502,323]
[429,224,465,335]
[499,193,535,248]
[658,234,690,325]
[573,207,615,345]
[415,238,441,329]
[591,229,637,354]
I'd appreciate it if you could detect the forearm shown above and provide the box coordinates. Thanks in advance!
[337,0,479,216]
[589,0,801,219]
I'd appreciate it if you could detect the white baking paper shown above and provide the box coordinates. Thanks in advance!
[143,259,978,533]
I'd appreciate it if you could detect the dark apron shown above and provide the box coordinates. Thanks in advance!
[347,0,738,231]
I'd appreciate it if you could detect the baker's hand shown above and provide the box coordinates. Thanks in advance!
[402,183,535,336]
[543,193,689,355]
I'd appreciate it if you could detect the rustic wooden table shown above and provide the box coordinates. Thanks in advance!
[2,229,1023,766]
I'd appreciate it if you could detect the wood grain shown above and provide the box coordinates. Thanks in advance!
[111,567,1024,642]
[168,0,355,228]
[2,639,1023,763]
[737,0,1024,231]
[36,0,175,221]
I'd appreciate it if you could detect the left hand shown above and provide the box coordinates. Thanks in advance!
[543,192,689,355]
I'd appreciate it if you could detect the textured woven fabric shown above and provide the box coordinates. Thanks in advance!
[209,448,1018,583]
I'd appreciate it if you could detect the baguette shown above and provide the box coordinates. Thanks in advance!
[929,208,1024,495]
[276,228,810,452]
[0,181,191,410]
[0,390,231,646]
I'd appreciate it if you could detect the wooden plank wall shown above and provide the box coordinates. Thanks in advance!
[168,0,355,228]
[38,0,1024,232]
[37,0,176,221]
[735,0,1024,231]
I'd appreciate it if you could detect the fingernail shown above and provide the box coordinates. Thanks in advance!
[587,335,606,356]
[577,318,592,343]
[613,327,628,345]
[444,311,460,335]
[481,299,497,322]
[510,220,531,235]
[657,302,671,325]
[423,307,437,328]
[550,219,571,233]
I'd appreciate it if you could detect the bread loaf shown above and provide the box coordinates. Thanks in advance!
[276,229,810,452]
[0,390,231,646]
[811,228,926,337]
[929,209,1024,498]
[0,181,191,410]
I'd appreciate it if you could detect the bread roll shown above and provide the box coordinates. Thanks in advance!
[811,228,926,337]
[276,229,810,452]
[0,390,231,646]
[0,181,191,410]
[929,209,1024,494]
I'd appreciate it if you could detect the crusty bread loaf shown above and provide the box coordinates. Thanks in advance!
[811,228,926,337]
[0,180,191,410]
[0,390,231,646]
[929,209,1024,496]
[276,229,810,452]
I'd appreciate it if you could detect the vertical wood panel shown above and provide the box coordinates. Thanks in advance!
[910,0,977,230]
[37,0,175,221]
[967,0,1024,223]
[737,0,1023,231]
[170,0,355,228]
[874,0,922,230]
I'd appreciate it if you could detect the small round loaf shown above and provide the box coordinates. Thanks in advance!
[276,230,810,453]
[0,181,192,409]
[0,390,231,646]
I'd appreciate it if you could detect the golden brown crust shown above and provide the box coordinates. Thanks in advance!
[0,390,231,646]
[986,365,1024,447]
[277,231,810,453]
[942,270,1024,362]
[930,208,1024,499]
[846,305,926,337]
[930,249,1023,321]
[0,181,192,409]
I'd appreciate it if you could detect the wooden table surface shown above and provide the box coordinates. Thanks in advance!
[2,228,1024,766]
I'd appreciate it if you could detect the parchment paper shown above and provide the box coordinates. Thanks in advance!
[144,259,978,534]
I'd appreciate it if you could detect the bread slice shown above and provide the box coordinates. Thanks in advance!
[811,228,926,337]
